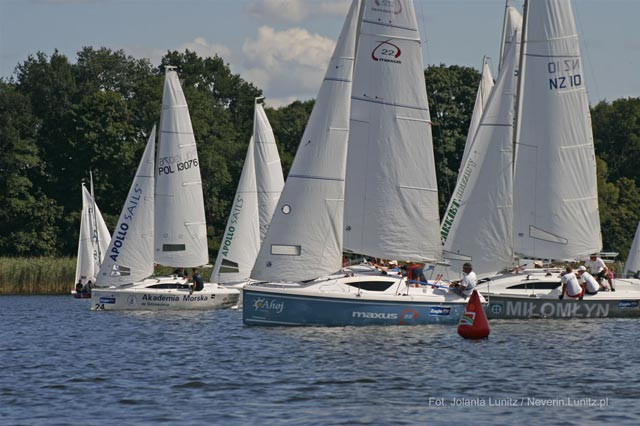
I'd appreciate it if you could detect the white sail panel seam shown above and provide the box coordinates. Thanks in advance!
[397,185,437,193]
[362,20,418,33]
[360,32,420,42]
[396,116,430,124]
[352,96,429,112]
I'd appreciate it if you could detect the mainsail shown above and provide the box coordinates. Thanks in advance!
[251,0,360,282]
[75,184,111,284]
[513,0,601,260]
[441,33,519,277]
[154,67,209,267]
[343,0,440,262]
[499,5,523,74]
[624,222,640,278]
[212,136,260,283]
[96,127,156,286]
[253,102,285,241]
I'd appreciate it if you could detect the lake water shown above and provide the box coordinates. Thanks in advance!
[1,295,639,425]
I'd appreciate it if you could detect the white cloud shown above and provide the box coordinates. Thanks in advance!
[179,37,231,60]
[246,0,349,23]
[241,26,335,102]
[123,38,232,68]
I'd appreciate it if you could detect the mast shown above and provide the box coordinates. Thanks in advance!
[89,170,102,267]
[498,0,510,73]
[512,0,528,171]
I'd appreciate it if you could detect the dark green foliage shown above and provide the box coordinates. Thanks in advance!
[1,48,638,264]
[264,99,315,177]
[425,64,481,215]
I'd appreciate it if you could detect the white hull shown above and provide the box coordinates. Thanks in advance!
[477,269,640,319]
[91,276,239,311]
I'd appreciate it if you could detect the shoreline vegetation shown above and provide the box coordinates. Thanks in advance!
[0,258,215,295]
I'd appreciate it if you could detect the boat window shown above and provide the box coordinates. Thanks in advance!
[506,282,561,290]
[148,283,190,289]
[345,281,395,291]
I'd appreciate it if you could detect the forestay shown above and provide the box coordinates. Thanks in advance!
[154,67,209,267]
[513,0,601,260]
[96,127,156,286]
[212,137,260,283]
[343,0,440,262]
[253,102,285,241]
[624,222,640,277]
[251,0,359,282]
[441,34,519,277]
[75,185,111,284]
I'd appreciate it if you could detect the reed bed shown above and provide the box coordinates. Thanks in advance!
[0,257,76,295]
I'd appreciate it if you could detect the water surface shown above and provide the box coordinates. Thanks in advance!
[1,296,638,425]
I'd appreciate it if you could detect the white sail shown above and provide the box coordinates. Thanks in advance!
[96,127,156,286]
[251,0,359,282]
[513,0,601,260]
[624,222,640,277]
[212,136,260,283]
[343,0,440,262]
[75,185,111,284]
[253,102,285,241]
[154,67,209,267]
[457,60,494,182]
[499,5,523,74]
[441,33,519,277]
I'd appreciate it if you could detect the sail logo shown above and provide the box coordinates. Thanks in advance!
[371,40,402,64]
[429,307,451,316]
[618,301,639,309]
[352,311,398,320]
[253,297,284,314]
[158,150,199,175]
[221,197,244,257]
[373,0,402,15]
[441,159,477,243]
[547,59,582,91]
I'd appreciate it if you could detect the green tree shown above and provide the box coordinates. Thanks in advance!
[425,64,481,215]
[0,82,62,255]
[592,98,640,185]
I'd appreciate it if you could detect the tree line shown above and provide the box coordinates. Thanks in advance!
[1,47,638,262]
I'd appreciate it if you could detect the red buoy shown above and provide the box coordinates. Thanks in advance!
[457,290,490,339]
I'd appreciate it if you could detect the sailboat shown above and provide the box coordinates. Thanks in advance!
[624,223,640,278]
[242,0,473,327]
[72,177,111,298]
[212,98,284,288]
[441,4,522,268]
[470,0,640,318]
[441,31,519,279]
[90,67,239,310]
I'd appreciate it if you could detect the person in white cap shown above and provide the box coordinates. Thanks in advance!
[576,265,602,295]
[585,254,615,291]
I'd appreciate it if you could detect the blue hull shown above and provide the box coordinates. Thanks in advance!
[243,289,466,326]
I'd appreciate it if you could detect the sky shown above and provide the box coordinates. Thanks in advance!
[1,0,639,108]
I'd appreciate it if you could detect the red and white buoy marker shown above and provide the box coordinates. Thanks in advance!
[457,290,490,339]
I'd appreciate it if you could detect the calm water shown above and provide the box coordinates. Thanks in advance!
[1,296,639,425]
